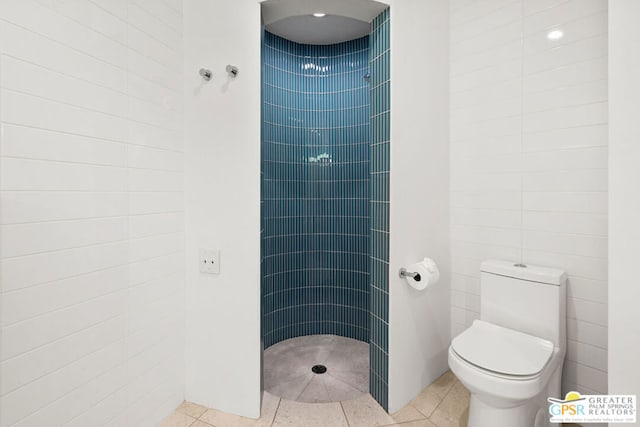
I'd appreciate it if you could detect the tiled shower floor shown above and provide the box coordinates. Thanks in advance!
[263,334,370,403]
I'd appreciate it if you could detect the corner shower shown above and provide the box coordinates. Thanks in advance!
[260,2,391,410]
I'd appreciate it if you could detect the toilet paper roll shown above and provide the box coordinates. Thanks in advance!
[405,258,440,291]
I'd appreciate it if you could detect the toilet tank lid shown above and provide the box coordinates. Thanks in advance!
[481,259,567,286]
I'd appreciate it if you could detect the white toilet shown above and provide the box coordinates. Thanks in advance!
[448,259,567,427]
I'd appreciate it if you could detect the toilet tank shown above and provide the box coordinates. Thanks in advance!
[480,260,567,350]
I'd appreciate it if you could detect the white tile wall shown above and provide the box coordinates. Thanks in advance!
[450,0,608,395]
[0,1,184,426]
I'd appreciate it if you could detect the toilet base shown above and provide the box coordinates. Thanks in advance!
[467,393,560,427]
[467,395,538,427]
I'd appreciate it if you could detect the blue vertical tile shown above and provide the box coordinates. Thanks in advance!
[261,32,373,349]
[368,7,390,411]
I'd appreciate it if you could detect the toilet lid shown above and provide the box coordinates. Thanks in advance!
[451,320,554,377]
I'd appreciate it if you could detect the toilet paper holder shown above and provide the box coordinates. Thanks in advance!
[399,268,421,282]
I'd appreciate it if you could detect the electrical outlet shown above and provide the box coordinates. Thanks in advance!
[199,249,220,274]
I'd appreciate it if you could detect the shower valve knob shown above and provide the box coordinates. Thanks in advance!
[199,68,212,81]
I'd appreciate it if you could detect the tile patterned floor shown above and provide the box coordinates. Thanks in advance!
[159,370,470,427]
[263,335,369,403]
[159,369,586,427]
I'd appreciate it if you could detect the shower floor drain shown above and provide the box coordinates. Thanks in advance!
[311,364,327,374]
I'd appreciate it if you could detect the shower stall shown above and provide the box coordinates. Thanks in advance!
[260,4,391,410]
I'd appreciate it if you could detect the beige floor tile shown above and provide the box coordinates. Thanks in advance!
[158,411,197,427]
[459,406,469,427]
[191,421,214,427]
[383,419,438,427]
[391,404,426,423]
[428,382,470,427]
[341,393,395,427]
[272,399,348,427]
[411,388,443,418]
[427,370,457,399]
[177,401,208,419]
[199,408,257,427]
[257,391,280,427]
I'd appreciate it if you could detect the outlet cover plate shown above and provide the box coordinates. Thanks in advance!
[199,249,220,274]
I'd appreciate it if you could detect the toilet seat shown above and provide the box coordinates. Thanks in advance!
[451,320,554,378]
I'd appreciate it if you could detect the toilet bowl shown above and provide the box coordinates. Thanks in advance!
[448,260,566,427]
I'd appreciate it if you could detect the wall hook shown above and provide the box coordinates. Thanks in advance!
[226,65,239,78]
[199,68,212,81]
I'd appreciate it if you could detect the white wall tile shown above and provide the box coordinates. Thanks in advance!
[0,22,127,92]
[0,340,126,427]
[523,191,607,214]
[1,242,129,292]
[522,124,607,151]
[0,0,184,424]
[567,318,607,349]
[451,224,522,247]
[1,266,128,326]
[566,277,607,303]
[609,0,640,398]
[521,146,607,171]
[0,0,128,68]
[0,316,126,395]
[523,80,607,113]
[1,90,127,142]
[522,0,607,36]
[1,124,127,167]
[522,211,607,235]
[91,0,128,21]
[522,169,607,192]
[1,158,128,191]
[1,217,128,258]
[131,0,182,32]
[563,359,607,393]
[0,55,129,117]
[450,0,608,395]
[451,1,521,44]
[1,191,129,224]
[127,3,181,51]
[35,0,127,44]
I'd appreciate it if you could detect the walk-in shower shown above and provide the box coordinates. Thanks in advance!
[260,2,390,410]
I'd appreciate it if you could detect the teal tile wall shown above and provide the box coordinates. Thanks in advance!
[261,32,371,348]
[369,7,390,411]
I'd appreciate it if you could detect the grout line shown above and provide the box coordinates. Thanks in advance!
[1,153,184,173]
[519,0,526,265]
[339,401,351,426]
[1,121,183,153]
[270,396,282,427]
[2,87,181,132]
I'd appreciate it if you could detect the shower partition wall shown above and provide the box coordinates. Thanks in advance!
[261,32,371,348]
[368,7,391,410]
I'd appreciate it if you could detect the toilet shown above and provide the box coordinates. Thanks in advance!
[448,259,567,427]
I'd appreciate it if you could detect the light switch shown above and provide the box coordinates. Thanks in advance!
[199,249,220,274]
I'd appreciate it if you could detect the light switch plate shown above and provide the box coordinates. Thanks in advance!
[199,249,220,274]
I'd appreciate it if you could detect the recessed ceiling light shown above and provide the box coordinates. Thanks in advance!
[547,30,563,40]
[313,12,326,18]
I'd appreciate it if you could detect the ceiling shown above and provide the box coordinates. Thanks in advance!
[261,0,388,45]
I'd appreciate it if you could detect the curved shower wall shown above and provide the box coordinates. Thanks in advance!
[261,32,371,348]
